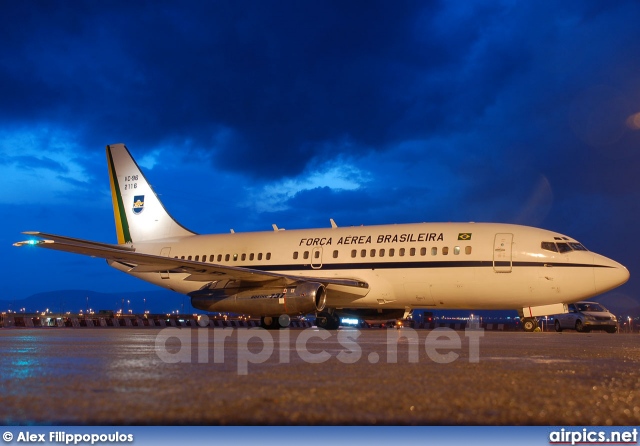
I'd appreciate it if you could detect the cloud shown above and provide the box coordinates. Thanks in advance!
[244,155,370,213]
[0,128,98,205]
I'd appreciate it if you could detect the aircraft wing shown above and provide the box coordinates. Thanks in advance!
[14,232,369,293]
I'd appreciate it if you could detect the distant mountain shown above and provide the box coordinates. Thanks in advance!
[1,289,196,315]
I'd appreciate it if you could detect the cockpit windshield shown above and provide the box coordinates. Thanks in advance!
[541,241,588,253]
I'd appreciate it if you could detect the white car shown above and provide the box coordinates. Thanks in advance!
[554,301,618,333]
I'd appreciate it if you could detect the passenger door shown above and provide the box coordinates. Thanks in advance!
[493,233,513,273]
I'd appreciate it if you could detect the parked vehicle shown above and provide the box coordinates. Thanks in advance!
[554,301,617,333]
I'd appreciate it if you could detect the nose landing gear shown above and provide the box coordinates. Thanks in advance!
[522,317,539,332]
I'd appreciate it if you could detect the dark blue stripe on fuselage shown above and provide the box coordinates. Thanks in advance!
[242,260,611,272]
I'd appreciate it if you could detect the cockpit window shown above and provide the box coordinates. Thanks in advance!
[542,241,589,253]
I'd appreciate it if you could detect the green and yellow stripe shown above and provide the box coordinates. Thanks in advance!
[106,146,132,244]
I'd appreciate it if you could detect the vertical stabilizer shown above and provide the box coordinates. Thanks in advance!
[106,143,195,244]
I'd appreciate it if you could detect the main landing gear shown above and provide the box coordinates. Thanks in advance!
[522,317,539,332]
[260,315,290,329]
[315,311,340,330]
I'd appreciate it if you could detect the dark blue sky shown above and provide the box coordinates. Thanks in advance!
[2,1,639,311]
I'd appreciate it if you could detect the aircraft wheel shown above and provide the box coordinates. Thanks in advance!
[261,316,280,330]
[315,312,340,330]
[554,320,562,332]
[522,318,537,332]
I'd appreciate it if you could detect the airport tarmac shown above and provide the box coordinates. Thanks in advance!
[0,328,638,425]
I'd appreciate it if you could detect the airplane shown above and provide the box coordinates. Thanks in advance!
[14,144,629,331]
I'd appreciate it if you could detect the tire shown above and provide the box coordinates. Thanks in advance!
[606,326,617,334]
[555,320,562,332]
[523,318,537,332]
[315,312,340,330]
[261,316,280,330]
[575,320,584,333]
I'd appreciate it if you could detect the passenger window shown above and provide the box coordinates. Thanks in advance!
[293,252,299,260]
[225,254,230,261]
[314,251,320,259]
[379,249,385,257]
[370,249,376,257]
[410,248,416,256]
[266,253,271,260]
[258,253,263,261]
[233,254,238,261]
[217,254,222,262]
[399,248,405,256]
[181,256,185,260]
[188,255,192,260]
[420,247,426,256]
[249,253,254,261]
[351,250,357,258]
[333,250,338,259]
[454,246,460,255]
[389,248,395,257]
[303,251,309,259]
[241,253,246,261]
[209,255,214,262]
[195,255,199,261]
[465,246,472,255]
[361,249,366,258]
[431,247,437,256]
[442,247,449,255]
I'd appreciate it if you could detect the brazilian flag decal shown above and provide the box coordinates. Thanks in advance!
[458,233,472,241]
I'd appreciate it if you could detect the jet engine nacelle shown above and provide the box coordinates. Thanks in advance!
[190,281,327,316]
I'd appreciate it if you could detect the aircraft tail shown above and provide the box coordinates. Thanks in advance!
[106,143,196,244]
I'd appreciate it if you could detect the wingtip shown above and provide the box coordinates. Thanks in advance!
[14,239,49,247]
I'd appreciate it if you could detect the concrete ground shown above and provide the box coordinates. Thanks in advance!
[0,328,638,425]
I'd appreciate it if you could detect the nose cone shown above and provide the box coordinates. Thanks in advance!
[593,254,630,294]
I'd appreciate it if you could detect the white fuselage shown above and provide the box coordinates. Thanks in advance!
[110,222,628,312]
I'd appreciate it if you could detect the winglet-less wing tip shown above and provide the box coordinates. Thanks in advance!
[13,239,52,247]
